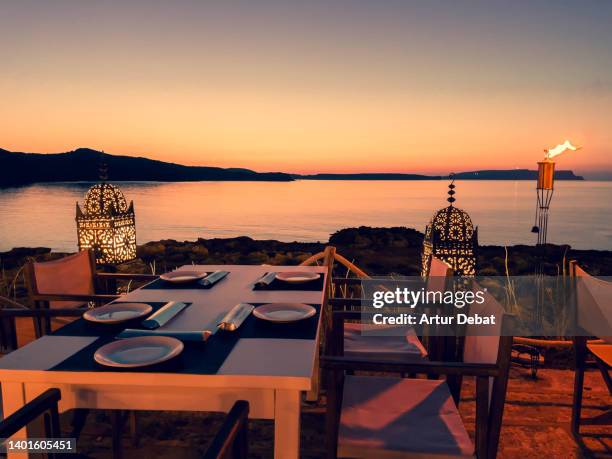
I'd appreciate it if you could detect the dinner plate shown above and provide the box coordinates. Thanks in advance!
[275,272,320,284]
[253,303,316,323]
[83,303,153,324]
[159,270,208,284]
[94,336,184,368]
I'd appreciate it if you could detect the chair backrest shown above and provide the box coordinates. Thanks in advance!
[463,290,506,365]
[299,245,336,295]
[571,261,612,343]
[26,250,96,308]
[426,256,452,290]
[462,289,512,459]
[423,257,453,360]
[321,246,336,297]
[429,256,453,277]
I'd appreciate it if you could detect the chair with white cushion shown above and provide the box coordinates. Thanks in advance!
[322,289,513,459]
[570,261,611,436]
[336,257,453,364]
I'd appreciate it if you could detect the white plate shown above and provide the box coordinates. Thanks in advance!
[94,336,184,368]
[275,272,320,284]
[83,303,153,324]
[159,270,208,284]
[253,303,316,323]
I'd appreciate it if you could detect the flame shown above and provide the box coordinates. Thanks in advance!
[544,140,581,160]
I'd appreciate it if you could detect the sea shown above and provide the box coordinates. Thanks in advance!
[0,180,610,252]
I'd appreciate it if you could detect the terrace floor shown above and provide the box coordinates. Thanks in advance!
[48,366,608,458]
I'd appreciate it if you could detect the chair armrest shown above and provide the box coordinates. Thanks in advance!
[332,277,365,286]
[97,273,158,281]
[31,293,119,303]
[0,308,88,318]
[203,400,249,459]
[331,309,371,320]
[0,388,61,439]
[0,296,28,309]
[320,355,500,377]
[329,298,362,310]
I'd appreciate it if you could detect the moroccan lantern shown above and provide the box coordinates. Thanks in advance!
[76,182,137,265]
[422,175,478,276]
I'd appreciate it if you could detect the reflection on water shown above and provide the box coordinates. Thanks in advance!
[0,180,610,252]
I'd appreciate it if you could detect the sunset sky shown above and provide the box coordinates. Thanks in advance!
[1,1,611,176]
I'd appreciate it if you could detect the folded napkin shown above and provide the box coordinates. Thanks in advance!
[141,301,189,329]
[117,329,211,341]
[218,303,254,331]
[254,272,276,288]
[199,270,229,287]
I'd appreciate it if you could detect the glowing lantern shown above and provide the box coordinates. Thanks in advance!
[537,161,555,190]
[76,182,137,264]
[422,175,478,276]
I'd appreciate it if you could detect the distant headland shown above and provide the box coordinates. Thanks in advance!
[0,147,584,187]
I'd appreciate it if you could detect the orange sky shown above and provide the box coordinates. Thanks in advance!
[1,1,610,176]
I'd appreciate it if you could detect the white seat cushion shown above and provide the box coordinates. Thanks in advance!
[344,323,427,362]
[338,375,473,458]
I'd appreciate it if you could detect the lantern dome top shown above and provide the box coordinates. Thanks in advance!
[426,205,475,243]
[82,183,130,216]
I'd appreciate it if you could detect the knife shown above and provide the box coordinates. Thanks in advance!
[199,270,229,287]
[255,272,276,288]
[218,303,254,331]
[117,329,212,341]
[141,301,189,329]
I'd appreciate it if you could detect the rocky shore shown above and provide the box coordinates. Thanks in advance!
[2,226,611,303]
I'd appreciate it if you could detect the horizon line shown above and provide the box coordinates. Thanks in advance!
[2,145,611,179]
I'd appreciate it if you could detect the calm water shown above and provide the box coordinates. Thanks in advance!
[0,180,610,252]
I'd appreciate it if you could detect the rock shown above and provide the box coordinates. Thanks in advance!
[137,242,166,260]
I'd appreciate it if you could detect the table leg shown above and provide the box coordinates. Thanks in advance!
[274,389,301,459]
[2,381,30,459]
[305,350,320,402]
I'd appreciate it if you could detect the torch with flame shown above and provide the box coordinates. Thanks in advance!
[532,140,582,244]
[543,140,582,160]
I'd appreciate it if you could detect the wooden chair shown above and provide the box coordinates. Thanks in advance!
[24,250,156,336]
[0,388,62,459]
[1,296,86,353]
[202,401,250,459]
[570,261,612,436]
[20,250,156,457]
[322,289,513,459]
[333,257,453,365]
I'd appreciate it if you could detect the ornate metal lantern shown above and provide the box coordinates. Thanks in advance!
[76,182,136,264]
[422,175,478,276]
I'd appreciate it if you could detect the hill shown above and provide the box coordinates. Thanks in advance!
[0,148,293,186]
[295,170,583,180]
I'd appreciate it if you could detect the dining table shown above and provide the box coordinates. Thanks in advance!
[0,264,328,459]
